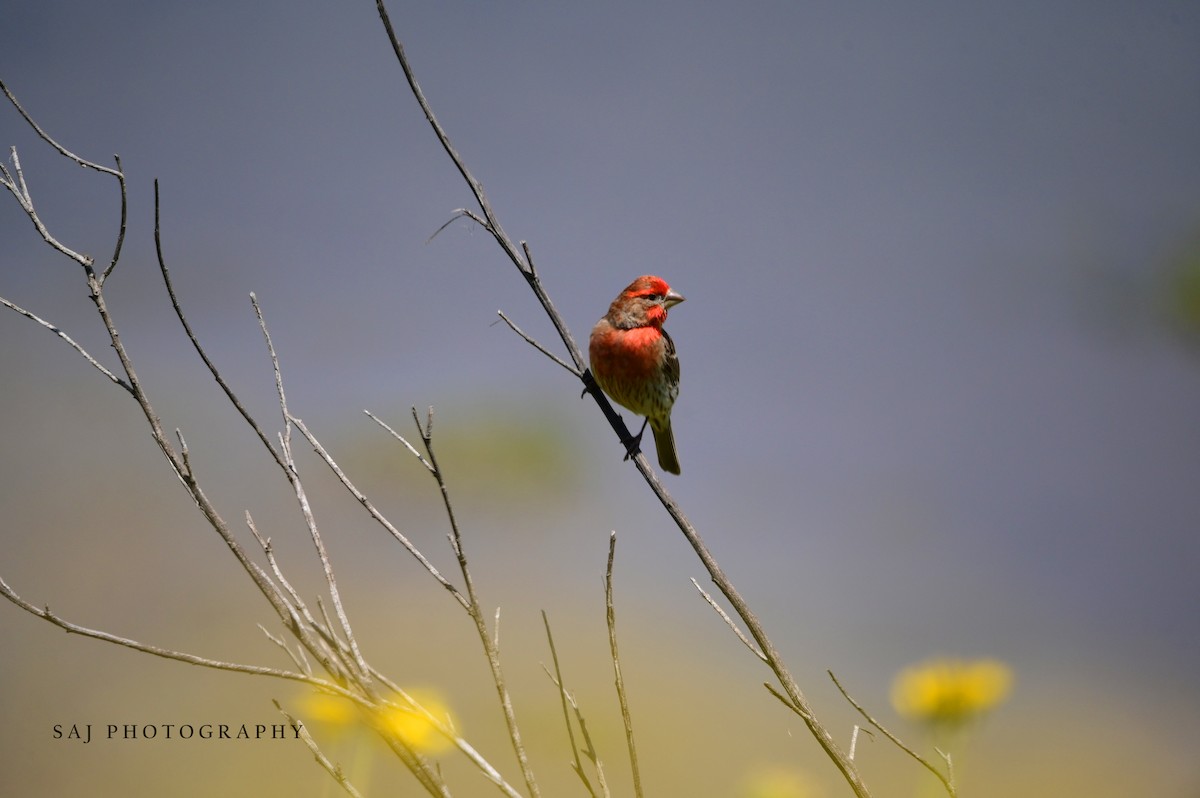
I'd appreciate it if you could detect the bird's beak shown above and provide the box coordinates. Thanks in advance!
[664,288,685,308]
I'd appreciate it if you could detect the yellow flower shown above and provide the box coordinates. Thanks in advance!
[298,690,359,728]
[297,688,456,754]
[377,690,455,755]
[740,765,822,798]
[890,657,1013,725]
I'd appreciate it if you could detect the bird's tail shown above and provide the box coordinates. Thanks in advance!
[651,418,680,475]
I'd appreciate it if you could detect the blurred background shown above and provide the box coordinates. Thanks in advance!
[2,2,1199,796]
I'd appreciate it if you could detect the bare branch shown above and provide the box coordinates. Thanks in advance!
[643,453,867,792]
[0,80,121,177]
[383,689,527,798]
[412,407,541,797]
[605,533,643,798]
[376,732,452,798]
[258,623,310,676]
[3,78,533,797]
[290,415,467,609]
[371,3,871,792]
[0,294,131,392]
[365,410,434,472]
[521,241,539,278]
[246,513,307,620]
[227,296,368,683]
[246,512,347,682]
[496,311,581,377]
[542,612,593,797]
[848,725,874,761]
[828,670,956,797]
[99,153,128,283]
[690,577,767,662]
[274,700,366,798]
[374,2,589,375]
[157,206,364,686]
[541,614,610,798]
[72,250,330,678]
[1,146,93,266]
[0,575,365,705]
[250,292,293,456]
[1,81,127,282]
[426,207,489,244]
[936,746,956,789]
[372,4,523,270]
[763,682,813,722]
[152,187,286,471]
[280,444,369,682]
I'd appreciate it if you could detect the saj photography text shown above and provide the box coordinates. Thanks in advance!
[52,722,305,744]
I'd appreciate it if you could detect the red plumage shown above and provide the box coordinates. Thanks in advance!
[588,275,684,474]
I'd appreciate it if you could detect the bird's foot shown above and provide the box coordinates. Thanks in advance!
[621,418,649,461]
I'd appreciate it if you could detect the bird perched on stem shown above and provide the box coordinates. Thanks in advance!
[588,275,685,474]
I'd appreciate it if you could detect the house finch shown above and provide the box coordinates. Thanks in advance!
[588,275,685,474]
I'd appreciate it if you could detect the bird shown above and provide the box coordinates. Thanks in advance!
[588,275,685,474]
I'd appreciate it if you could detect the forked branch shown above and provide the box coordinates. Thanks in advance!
[0,85,527,796]
[829,670,956,797]
[371,3,870,794]
[605,534,644,798]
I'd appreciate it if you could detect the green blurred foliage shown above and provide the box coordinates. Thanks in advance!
[1165,231,1200,343]
[339,401,584,503]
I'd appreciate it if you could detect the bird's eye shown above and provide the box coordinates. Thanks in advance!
[646,294,662,301]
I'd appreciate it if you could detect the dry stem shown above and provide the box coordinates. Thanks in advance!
[371,2,870,793]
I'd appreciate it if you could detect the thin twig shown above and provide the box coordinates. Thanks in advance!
[636,449,868,793]
[764,682,813,722]
[0,575,366,705]
[0,80,121,177]
[290,416,468,609]
[298,406,530,795]
[0,295,131,392]
[849,726,873,761]
[274,700,365,798]
[540,637,611,798]
[381,689,526,798]
[496,311,581,377]
[605,533,644,798]
[828,670,956,797]
[542,612,594,798]
[376,732,452,798]
[113,185,335,675]
[1,146,93,266]
[91,247,321,657]
[374,1,587,375]
[371,3,871,793]
[415,407,541,798]
[690,578,767,662]
[153,190,286,471]
[373,4,523,271]
[250,293,294,457]
[426,207,489,244]
[563,681,610,798]
[365,410,434,472]
[258,623,309,676]
[3,87,512,798]
[99,153,127,283]
[246,512,343,682]
[246,513,311,626]
[244,296,368,684]
[1,81,125,281]
[937,747,956,790]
